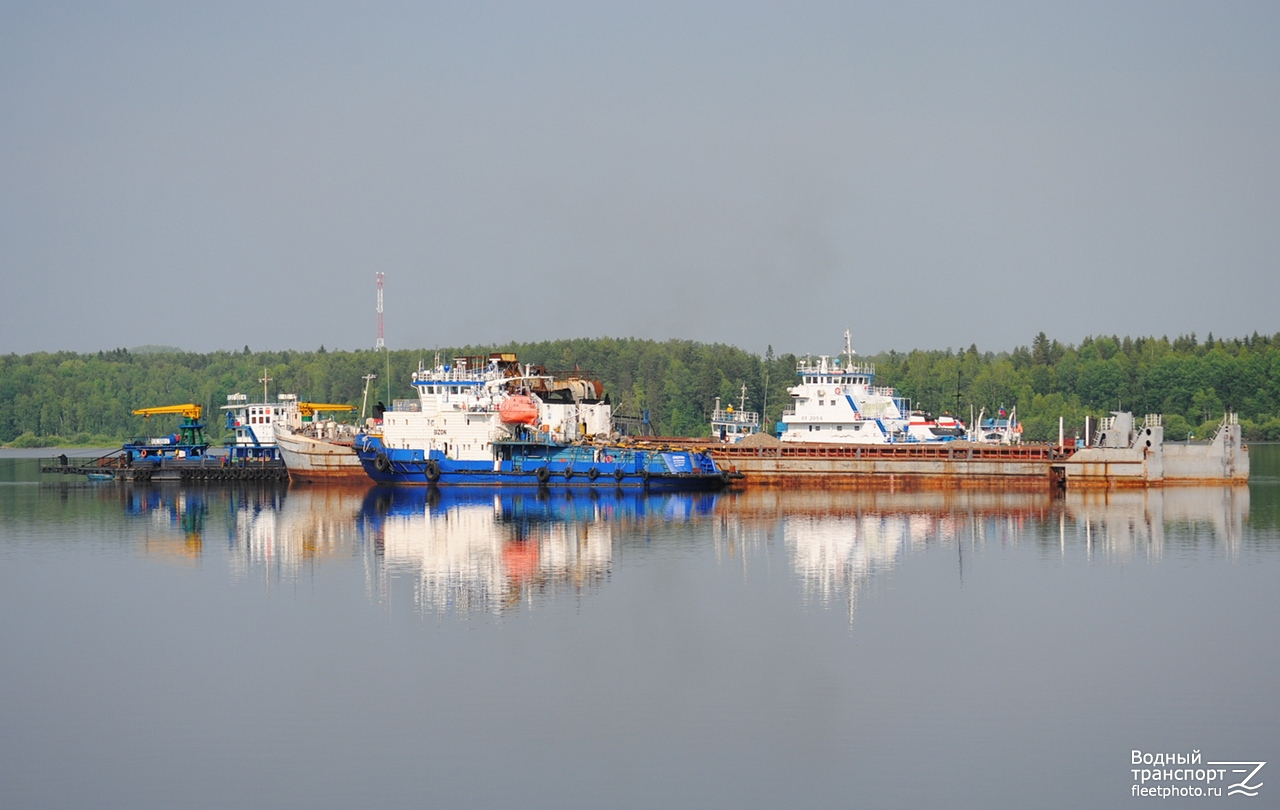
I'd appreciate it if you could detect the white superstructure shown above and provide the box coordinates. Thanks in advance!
[778,330,964,445]
[711,384,760,443]
[221,392,296,460]
[378,353,614,460]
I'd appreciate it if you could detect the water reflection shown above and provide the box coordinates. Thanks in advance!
[713,487,1253,622]
[99,481,1257,621]
[224,485,367,584]
[1065,487,1250,562]
[121,486,212,562]
[359,487,721,616]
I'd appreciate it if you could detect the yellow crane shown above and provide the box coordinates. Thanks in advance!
[130,404,207,451]
[133,404,203,420]
[298,402,356,418]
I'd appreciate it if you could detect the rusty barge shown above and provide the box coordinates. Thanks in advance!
[708,440,1062,490]
[695,411,1249,490]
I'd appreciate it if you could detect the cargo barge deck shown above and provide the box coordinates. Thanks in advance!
[708,441,1064,490]
[700,412,1248,490]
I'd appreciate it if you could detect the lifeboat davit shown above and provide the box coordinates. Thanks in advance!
[498,394,539,425]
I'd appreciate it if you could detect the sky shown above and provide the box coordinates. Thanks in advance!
[2,1,1279,358]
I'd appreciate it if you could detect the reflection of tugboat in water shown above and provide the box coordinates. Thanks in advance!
[358,486,720,615]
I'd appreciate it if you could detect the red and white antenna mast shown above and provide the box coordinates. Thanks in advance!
[375,272,385,350]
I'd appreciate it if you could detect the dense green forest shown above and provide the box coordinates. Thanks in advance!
[3,331,1280,446]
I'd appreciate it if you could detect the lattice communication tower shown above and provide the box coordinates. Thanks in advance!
[375,272,385,350]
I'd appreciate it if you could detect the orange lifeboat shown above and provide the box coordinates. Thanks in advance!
[498,394,539,425]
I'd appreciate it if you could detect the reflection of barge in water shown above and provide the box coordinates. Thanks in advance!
[706,411,1249,490]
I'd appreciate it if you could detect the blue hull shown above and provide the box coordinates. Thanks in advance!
[354,435,731,492]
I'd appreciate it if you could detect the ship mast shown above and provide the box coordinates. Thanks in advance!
[361,374,377,421]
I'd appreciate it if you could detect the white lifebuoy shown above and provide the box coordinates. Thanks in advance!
[834,387,842,395]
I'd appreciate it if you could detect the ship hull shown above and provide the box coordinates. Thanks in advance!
[275,427,369,484]
[710,432,1249,490]
[354,436,729,492]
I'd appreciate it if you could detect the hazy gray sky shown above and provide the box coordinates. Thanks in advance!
[3,2,1278,357]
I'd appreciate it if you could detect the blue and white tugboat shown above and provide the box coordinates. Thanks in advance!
[353,352,731,490]
[220,392,290,462]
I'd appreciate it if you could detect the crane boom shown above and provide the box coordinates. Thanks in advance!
[298,402,356,418]
[133,404,203,420]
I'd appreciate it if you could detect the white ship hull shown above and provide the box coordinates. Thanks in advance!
[274,424,369,484]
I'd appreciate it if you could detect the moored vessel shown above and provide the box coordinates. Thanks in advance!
[1052,412,1249,487]
[710,410,1248,489]
[778,330,964,445]
[41,402,288,482]
[711,384,761,443]
[273,401,366,483]
[354,352,732,490]
[220,391,291,462]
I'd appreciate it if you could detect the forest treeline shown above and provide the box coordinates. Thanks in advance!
[3,331,1280,446]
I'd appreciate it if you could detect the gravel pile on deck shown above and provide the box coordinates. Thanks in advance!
[737,432,782,448]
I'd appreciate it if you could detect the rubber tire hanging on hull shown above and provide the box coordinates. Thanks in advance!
[374,454,391,474]
[425,460,441,483]
[613,468,625,483]
[536,467,551,485]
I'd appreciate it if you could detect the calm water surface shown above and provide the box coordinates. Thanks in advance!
[2,447,1278,809]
